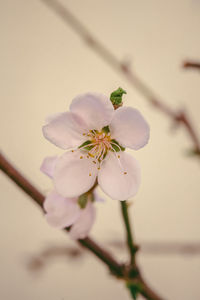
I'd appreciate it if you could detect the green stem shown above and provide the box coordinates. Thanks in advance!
[120,201,138,265]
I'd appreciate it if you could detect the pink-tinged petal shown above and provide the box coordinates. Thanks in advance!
[42,112,88,149]
[70,93,114,130]
[54,150,98,198]
[98,152,141,200]
[45,112,64,124]
[40,156,58,178]
[44,190,81,229]
[110,107,150,150]
[69,202,96,239]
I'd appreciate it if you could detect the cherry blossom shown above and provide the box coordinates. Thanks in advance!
[42,93,149,200]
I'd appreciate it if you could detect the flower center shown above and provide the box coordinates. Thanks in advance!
[88,130,111,160]
[78,126,125,164]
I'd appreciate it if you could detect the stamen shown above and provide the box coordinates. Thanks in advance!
[111,141,122,152]
[111,149,125,174]
[79,142,97,152]
[124,172,127,175]
[91,130,97,135]
[78,128,125,173]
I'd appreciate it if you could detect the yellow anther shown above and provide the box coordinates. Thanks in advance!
[98,167,100,170]
[89,173,92,176]
[88,153,94,158]
[71,150,74,152]
[118,155,120,158]
[93,161,96,164]
[80,156,83,159]
[83,133,86,136]
[124,172,127,175]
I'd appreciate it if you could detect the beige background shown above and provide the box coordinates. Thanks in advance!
[1,0,200,299]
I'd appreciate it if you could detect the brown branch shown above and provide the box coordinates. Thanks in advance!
[183,61,200,71]
[0,152,164,299]
[40,0,200,154]
[0,153,45,207]
[138,276,165,300]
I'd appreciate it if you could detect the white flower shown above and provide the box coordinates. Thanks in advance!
[41,157,96,239]
[42,93,150,200]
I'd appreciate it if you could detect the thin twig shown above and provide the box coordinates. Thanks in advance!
[120,201,138,265]
[183,61,200,71]
[0,152,164,299]
[0,153,44,207]
[138,276,165,300]
[40,0,200,154]
[120,202,163,299]
[108,240,200,255]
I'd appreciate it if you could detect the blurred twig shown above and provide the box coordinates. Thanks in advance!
[183,60,200,71]
[40,0,200,156]
[108,240,200,255]
[27,245,83,272]
[27,240,200,274]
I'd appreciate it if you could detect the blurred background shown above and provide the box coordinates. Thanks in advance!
[0,0,200,299]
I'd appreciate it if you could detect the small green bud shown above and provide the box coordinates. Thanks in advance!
[110,87,127,106]
[78,194,88,209]
[102,125,110,134]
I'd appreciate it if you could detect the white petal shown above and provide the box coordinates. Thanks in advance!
[54,150,98,198]
[69,202,96,239]
[40,156,58,178]
[110,107,150,150]
[98,152,141,200]
[70,93,114,130]
[43,112,88,149]
[43,190,81,229]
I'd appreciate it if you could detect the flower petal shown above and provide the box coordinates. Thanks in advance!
[110,107,150,150]
[98,152,141,200]
[70,93,114,130]
[42,112,88,149]
[44,190,81,229]
[40,156,58,178]
[69,202,96,239]
[54,150,98,198]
